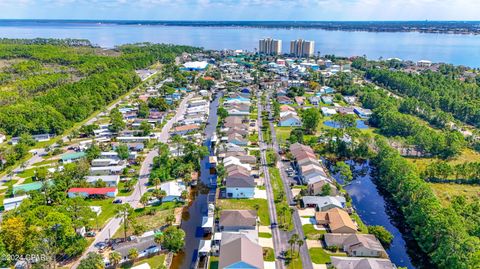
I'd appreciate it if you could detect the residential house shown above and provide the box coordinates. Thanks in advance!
[321,107,337,116]
[307,176,338,196]
[227,133,248,146]
[277,96,293,105]
[330,257,394,269]
[278,114,302,127]
[354,107,373,119]
[315,208,357,233]
[218,233,264,269]
[90,166,125,176]
[3,195,28,211]
[61,152,87,163]
[321,96,334,105]
[68,187,118,198]
[219,210,257,231]
[171,124,200,136]
[225,175,255,199]
[160,181,187,202]
[85,175,120,187]
[302,196,346,211]
[280,105,295,112]
[337,107,356,115]
[294,96,305,106]
[324,234,387,258]
[310,96,320,106]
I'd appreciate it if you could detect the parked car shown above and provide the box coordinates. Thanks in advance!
[113,199,123,204]
[85,231,96,237]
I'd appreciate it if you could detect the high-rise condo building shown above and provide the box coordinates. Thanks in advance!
[258,38,282,55]
[290,39,315,57]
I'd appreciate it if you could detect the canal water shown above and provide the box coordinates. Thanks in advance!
[171,92,221,269]
[330,161,432,269]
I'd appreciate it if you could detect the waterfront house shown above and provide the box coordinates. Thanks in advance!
[170,124,200,136]
[218,232,264,269]
[302,196,346,211]
[315,208,357,233]
[306,176,338,196]
[330,257,394,269]
[225,175,255,199]
[227,133,248,146]
[160,181,187,202]
[219,210,257,231]
[337,107,356,115]
[324,234,387,258]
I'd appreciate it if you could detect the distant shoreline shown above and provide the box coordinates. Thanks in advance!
[1,19,480,35]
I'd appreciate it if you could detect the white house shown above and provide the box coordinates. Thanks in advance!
[160,181,187,202]
[3,195,28,211]
[85,175,120,187]
[321,107,337,116]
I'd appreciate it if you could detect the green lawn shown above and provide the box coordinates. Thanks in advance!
[17,168,37,179]
[114,202,181,238]
[275,126,292,146]
[117,180,136,196]
[121,254,165,268]
[32,159,58,167]
[217,198,270,225]
[309,247,347,264]
[85,198,117,229]
[263,247,275,262]
[302,224,326,240]
[352,212,368,233]
[286,250,303,269]
[259,232,272,238]
[429,182,480,206]
[268,167,293,231]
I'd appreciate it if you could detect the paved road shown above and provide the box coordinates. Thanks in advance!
[265,92,314,269]
[0,71,160,186]
[257,91,286,269]
[71,93,193,268]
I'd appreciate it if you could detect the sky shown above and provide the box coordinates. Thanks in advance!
[0,0,479,21]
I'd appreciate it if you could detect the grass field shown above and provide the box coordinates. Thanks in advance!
[407,148,480,174]
[275,126,292,145]
[429,182,480,206]
[217,198,270,225]
[302,224,326,240]
[309,247,347,264]
[259,232,273,238]
[269,167,293,231]
[85,198,117,229]
[120,254,165,268]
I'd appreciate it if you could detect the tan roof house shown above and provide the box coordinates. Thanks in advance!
[315,208,357,233]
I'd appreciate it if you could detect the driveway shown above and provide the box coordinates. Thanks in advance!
[254,188,267,199]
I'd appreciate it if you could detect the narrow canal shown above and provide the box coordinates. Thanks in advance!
[332,161,432,269]
[171,92,221,269]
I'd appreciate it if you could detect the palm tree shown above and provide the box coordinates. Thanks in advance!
[152,177,161,190]
[288,234,299,265]
[109,251,121,268]
[140,193,151,208]
[296,239,304,258]
[128,248,139,262]
[181,190,188,200]
[115,204,134,241]
[153,189,167,204]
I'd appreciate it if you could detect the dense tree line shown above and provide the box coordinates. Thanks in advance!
[0,42,200,136]
[357,85,465,158]
[366,68,480,127]
[422,161,480,182]
[373,139,480,269]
